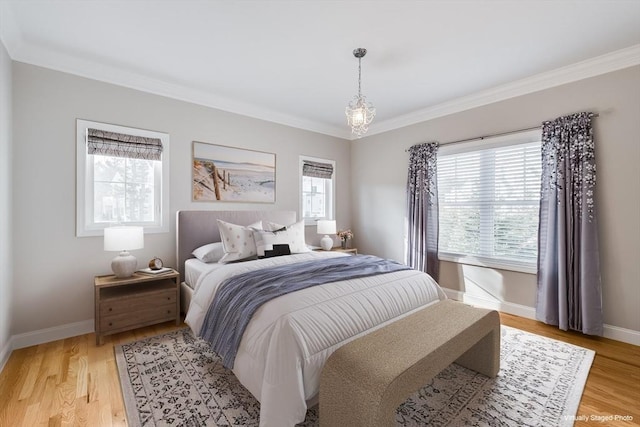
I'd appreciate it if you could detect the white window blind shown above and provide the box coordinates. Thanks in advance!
[437,131,541,272]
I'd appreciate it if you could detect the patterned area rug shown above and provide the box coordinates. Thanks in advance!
[115,326,594,427]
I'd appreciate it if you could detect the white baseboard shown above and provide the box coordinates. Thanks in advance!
[0,319,94,375]
[0,336,14,374]
[602,324,640,346]
[442,288,640,346]
[442,288,537,319]
[10,319,94,351]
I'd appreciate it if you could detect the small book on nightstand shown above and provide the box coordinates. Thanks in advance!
[137,267,173,275]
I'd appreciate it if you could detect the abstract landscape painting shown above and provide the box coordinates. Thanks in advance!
[192,141,275,203]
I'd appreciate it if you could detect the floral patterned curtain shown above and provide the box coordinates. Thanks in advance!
[405,142,439,281]
[537,112,603,335]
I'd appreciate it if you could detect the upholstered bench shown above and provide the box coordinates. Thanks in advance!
[319,299,500,427]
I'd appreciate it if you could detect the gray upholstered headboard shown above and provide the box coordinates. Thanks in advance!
[176,210,297,280]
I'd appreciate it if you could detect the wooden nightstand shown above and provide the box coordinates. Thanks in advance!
[94,270,180,345]
[313,247,358,254]
[330,247,358,255]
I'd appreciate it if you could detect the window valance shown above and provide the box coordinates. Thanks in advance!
[302,160,333,179]
[87,128,163,161]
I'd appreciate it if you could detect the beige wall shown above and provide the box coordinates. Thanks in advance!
[7,59,640,343]
[351,66,640,332]
[0,40,13,363]
[11,62,351,336]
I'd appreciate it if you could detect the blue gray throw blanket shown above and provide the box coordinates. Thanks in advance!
[200,254,411,368]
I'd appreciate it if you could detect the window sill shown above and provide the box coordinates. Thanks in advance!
[77,224,169,237]
[438,253,537,275]
[303,218,335,227]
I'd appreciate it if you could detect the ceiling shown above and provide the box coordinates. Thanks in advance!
[1,1,639,139]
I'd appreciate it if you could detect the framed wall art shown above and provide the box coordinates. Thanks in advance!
[192,141,276,203]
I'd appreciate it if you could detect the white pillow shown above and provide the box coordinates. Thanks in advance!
[217,220,263,263]
[192,242,225,263]
[264,221,285,232]
[254,220,311,257]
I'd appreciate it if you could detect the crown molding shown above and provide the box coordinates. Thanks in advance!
[2,5,637,141]
[362,44,640,140]
[0,5,350,140]
[0,1,22,55]
[11,42,350,139]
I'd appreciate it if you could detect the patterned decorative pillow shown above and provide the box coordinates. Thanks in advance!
[217,220,263,263]
[254,220,310,257]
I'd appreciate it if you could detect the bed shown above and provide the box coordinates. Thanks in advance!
[176,210,446,427]
[176,210,300,313]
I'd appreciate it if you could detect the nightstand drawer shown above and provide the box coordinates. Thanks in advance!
[100,303,177,333]
[100,289,177,316]
[94,270,181,345]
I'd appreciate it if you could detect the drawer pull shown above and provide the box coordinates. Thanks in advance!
[109,322,113,326]
[108,308,112,312]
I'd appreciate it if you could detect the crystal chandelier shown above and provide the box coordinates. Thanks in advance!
[345,48,376,138]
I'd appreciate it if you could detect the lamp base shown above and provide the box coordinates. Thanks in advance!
[111,251,138,278]
[320,235,333,251]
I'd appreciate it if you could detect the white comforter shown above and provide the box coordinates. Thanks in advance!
[185,251,446,427]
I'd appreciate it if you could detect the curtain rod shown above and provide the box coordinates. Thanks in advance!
[406,113,600,151]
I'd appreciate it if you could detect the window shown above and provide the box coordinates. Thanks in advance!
[76,120,170,236]
[300,156,335,225]
[437,130,541,273]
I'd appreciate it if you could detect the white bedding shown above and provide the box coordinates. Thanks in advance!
[184,258,223,289]
[185,251,446,427]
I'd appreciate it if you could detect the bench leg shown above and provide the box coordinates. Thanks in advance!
[454,327,500,377]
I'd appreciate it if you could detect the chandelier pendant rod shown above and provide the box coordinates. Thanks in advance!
[358,56,362,99]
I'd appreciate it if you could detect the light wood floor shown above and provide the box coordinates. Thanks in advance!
[1,314,638,427]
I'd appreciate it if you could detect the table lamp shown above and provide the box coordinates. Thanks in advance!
[317,220,336,251]
[104,226,144,278]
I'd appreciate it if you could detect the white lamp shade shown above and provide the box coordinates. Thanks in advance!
[104,226,144,251]
[317,220,337,235]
